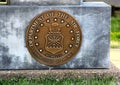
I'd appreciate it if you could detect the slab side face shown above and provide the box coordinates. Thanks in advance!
[0,5,111,69]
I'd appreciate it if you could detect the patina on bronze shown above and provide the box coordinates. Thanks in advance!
[26,10,82,66]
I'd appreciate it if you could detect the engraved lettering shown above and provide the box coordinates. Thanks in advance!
[28,27,34,47]
[45,54,62,58]
[70,21,78,28]
[58,12,68,19]
[38,15,44,21]
[31,20,38,28]
[28,40,33,47]
[75,31,80,48]
[46,12,54,17]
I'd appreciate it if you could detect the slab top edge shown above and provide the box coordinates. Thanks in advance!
[0,2,111,7]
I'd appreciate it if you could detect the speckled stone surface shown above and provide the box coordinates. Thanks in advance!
[0,63,119,79]
[0,2,111,69]
[10,0,80,5]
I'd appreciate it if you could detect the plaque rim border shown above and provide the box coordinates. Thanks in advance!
[25,10,83,66]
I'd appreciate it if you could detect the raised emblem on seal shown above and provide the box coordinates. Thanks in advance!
[45,22,64,54]
[25,10,82,66]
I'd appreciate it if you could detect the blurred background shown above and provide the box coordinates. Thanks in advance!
[0,0,6,2]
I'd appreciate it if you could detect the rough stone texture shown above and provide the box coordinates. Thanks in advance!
[10,0,80,5]
[0,63,119,79]
[0,2,111,69]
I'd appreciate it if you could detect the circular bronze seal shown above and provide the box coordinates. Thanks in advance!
[26,10,82,66]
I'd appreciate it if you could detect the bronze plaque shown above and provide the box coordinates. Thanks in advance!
[26,10,82,66]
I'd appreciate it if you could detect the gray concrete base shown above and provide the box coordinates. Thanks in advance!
[0,2,111,69]
[0,63,119,79]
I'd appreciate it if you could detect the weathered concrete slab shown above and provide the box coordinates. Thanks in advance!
[0,2,111,69]
[0,63,119,79]
[10,0,80,5]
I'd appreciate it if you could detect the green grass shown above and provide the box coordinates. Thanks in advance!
[111,17,120,48]
[111,32,120,41]
[0,77,117,85]
[111,17,120,33]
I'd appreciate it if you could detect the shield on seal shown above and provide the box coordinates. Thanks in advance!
[45,32,63,54]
